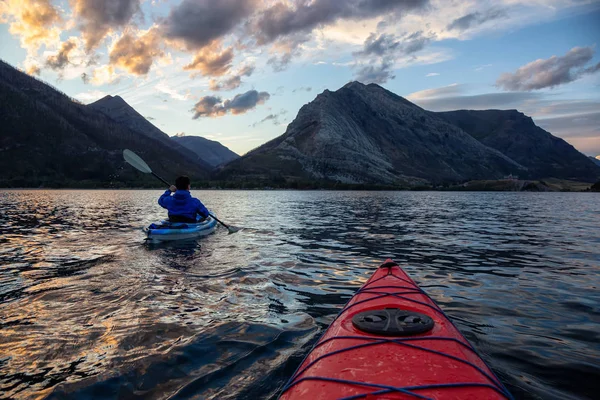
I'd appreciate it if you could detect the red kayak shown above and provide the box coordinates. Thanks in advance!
[280,260,513,399]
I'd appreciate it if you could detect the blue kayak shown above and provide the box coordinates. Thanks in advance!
[144,216,217,242]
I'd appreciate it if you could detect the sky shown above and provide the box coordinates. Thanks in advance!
[1,0,599,157]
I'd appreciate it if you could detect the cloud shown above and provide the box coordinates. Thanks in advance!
[251,114,278,127]
[192,90,270,118]
[426,72,440,77]
[474,63,492,71]
[209,65,255,91]
[184,42,234,76]
[535,112,600,138]
[251,109,288,127]
[89,64,121,85]
[355,61,395,84]
[109,27,163,75]
[352,31,433,83]
[496,46,600,91]
[71,0,142,50]
[164,0,257,50]
[155,81,188,101]
[265,34,308,72]
[447,8,508,31]
[406,83,464,100]
[45,40,77,70]
[407,90,542,111]
[0,0,62,53]
[252,0,429,44]
[354,33,401,57]
[292,86,312,93]
[527,100,600,118]
[75,89,109,102]
[26,64,41,76]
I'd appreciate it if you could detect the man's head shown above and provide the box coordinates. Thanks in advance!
[175,176,191,191]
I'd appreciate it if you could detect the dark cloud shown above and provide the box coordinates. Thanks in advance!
[353,31,431,84]
[45,40,77,70]
[209,65,255,91]
[527,100,600,118]
[81,72,90,83]
[292,86,312,93]
[267,52,295,72]
[265,34,308,72]
[355,61,395,84]
[251,113,277,127]
[251,109,288,127]
[146,116,155,121]
[356,31,431,58]
[184,44,234,76]
[535,112,600,138]
[355,33,401,57]
[253,0,429,44]
[193,90,270,118]
[408,92,542,111]
[109,28,163,75]
[164,0,257,50]
[496,46,600,91]
[447,8,508,31]
[403,31,431,54]
[72,0,142,50]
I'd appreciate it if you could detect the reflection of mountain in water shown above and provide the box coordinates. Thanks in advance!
[48,322,316,400]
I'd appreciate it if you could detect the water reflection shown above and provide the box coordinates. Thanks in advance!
[0,190,598,400]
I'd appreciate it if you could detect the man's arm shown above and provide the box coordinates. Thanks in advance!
[195,199,210,218]
[158,186,176,209]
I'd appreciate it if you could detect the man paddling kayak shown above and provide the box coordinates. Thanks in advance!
[158,176,209,223]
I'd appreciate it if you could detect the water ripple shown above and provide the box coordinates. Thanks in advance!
[0,190,598,399]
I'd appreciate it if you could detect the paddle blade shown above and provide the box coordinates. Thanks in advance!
[227,226,241,234]
[123,149,152,173]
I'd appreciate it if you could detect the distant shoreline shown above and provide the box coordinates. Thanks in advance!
[2,178,597,192]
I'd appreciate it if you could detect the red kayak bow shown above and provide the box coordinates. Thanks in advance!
[280,260,513,400]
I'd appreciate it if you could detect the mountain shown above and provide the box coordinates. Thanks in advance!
[589,156,600,167]
[217,82,524,186]
[438,110,600,182]
[172,135,239,167]
[88,95,211,169]
[0,59,210,187]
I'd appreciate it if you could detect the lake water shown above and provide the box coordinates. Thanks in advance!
[0,190,598,399]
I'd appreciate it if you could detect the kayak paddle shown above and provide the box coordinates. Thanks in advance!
[122,149,240,234]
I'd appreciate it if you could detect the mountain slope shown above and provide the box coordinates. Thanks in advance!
[88,95,211,169]
[589,156,600,167]
[172,135,239,167]
[438,110,600,182]
[0,59,210,187]
[217,82,524,185]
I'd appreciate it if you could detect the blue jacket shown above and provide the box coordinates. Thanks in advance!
[158,190,209,220]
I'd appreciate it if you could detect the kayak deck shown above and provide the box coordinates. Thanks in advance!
[145,216,217,242]
[280,260,512,400]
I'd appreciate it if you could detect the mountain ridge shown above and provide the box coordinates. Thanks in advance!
[438,109,600,181]
[0,59,210,187]
[172,135,239,167]
[217,82,528,185]
[88,95,213,170]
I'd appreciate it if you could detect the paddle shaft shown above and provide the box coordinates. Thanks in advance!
[152,172,171,187]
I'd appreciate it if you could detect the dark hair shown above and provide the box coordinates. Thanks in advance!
[175,176,191,190]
